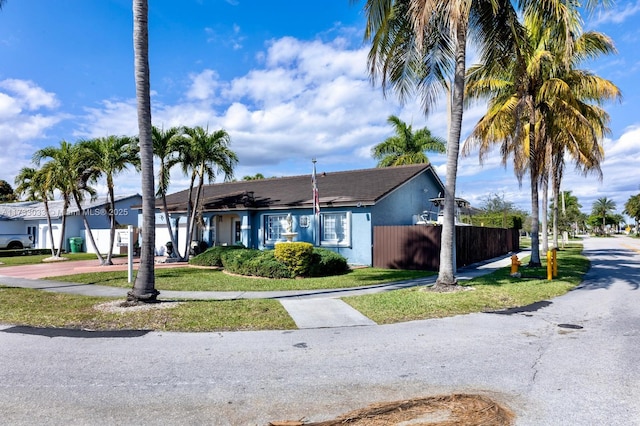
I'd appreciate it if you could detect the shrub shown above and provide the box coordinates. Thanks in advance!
[192,245,348,279]
[222,249,292,279]
[0,248,52,257]
[307,248,349,277]
[189,245,245,267]
[246,251,293,279]
[274,242,314,277]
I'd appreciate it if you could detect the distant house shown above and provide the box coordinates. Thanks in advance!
[154,164,445,265]
[0,194,142,253]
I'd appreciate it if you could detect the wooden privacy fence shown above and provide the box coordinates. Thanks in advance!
[373,225,519,270]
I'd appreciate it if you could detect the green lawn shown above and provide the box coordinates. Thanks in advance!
[0,287,296,331]
[0,252,102,266]
[0,245,588,332]
[44,267,436,292]
[343,245,588,323]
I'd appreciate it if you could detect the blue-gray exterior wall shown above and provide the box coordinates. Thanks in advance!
[85,197,140,229]
[0,220,27,234]
[247,206,373,266]
[371,171,442,226]
[149,170,443,265]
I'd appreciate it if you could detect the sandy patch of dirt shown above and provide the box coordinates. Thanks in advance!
[422,285,476,294]
[42,256,70,262]
[94,300,182,313]
[270,394,514,426]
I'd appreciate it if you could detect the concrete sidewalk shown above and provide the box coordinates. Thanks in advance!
[0,251,528,329]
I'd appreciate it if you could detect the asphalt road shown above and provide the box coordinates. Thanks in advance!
[1,236,639,425]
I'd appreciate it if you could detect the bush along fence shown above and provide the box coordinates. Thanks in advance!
[373,225,520,271]
[189,244,349,278]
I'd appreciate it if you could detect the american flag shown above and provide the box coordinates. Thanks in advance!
[312,159,319,215]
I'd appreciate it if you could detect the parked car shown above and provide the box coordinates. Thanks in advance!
[0,234,34,250]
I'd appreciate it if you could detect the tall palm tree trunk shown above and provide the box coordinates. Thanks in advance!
[541,171,549,253]
[551,170,561,248]
[185,167,205,261]
[56,198,69,258]
[42,199,57,257]
[105,183,116,265]
[129,0,158,302]
[182,173,196,260]
[528,120,542,266]
[72,192,105,264]
[161,195,180,258]
[436,21,467,288]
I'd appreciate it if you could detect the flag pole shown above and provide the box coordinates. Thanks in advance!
[312,158,319,246]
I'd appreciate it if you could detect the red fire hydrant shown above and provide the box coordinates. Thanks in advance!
[510,254,521,276]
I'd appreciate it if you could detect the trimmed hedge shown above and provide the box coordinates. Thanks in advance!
[0,248,53,257]
[188,245,245,267]
[274,242,313,277]
[189,245,349,279]
[307,247,349,277]
[222,249,292,279]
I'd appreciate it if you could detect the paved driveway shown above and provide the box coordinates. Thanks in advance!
[0,256,181,279]
[1,236,639,425]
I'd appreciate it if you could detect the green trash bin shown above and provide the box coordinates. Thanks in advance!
[69,237,83,253]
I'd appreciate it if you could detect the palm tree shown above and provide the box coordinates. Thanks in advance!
[553,191,584,238]
[52,141,106,264]
[176,126,237,261]
[153,125,183,259]
[14,167,58,257]
[464,3,618,265]
[33,141,78,259]
[624,194,640,236]
[546,33,620,247]
[372,115,445,167]
[129,0,159,303]
[81,135,140,265]
[592,197,616,233]
[360,0,522,287]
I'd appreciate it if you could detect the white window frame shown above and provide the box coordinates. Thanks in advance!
[320,211,351,247]
[27,225,37,245]
[265,214,287,244]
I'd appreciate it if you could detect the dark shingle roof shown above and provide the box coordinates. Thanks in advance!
[161,164,443,212]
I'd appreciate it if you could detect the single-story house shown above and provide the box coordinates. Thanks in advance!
[154,164,446,265]
[0,194,142,254]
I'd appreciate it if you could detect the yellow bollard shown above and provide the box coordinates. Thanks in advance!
[510,254,521,276]
[552,248,558,277]
[547,250,553,280]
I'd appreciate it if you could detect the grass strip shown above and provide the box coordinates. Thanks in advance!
[0,253,103,266]
[0,245,588,332]
[343,244,588,324]
[44,267,435,292]
[0,286,295,331]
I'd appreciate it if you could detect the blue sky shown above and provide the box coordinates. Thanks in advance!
[1,0,639,219]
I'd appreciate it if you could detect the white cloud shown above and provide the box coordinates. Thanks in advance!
[590,2,640,26]
[186,69,220,101]
[76,99,139,138]
[21,32,635,219]
[0,92,21,118]
[205,24,245,50]
[604,125,640,156]
[0,79,59,110]
[65,34,506,200]
[0,79,64,183]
